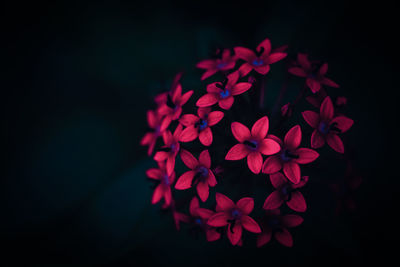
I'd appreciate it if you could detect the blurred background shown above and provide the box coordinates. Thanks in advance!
[2,0,398,265]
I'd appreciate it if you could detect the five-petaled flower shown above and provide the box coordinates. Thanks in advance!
[257,209,303,247]
[188,197,221,241]
[288,53,339,93]
[196,71,252,110]
[234,38,287,76]
[263,173,308,212]
[154,124,183,175]
[146,161,175,206]
[179,107,224,146]
[196,49,237,80]
[140,110,169,155]
[207,193,261,245]
[175,149,217,202]
[225,116,281,174]
[157,84,193,122]
[302,96,354,153]
[262,125,319,183]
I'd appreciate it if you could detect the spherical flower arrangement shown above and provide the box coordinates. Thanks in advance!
[141,37,358,247]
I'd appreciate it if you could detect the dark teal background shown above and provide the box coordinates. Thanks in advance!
[3,0,397,265]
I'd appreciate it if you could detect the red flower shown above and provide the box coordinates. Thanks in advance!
[189,197,221,242]
[140,110,170,155]
[257,209,303,247]
[234,38,287,77]
[302,96,354,153]
[196,71,252,110]
[225,116,281,174]
[146,161,176,206]
[196,49,237,80]
[157,84,193,121]
[263,173,308,212]
[154,124,183,174]
[207,193,261,245]
[288,53,339,93]
[172,208,190,231]
[262,125,319,183]
[179,107,224,146]
[175,149,217,202]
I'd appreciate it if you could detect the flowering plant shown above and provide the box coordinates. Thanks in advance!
[141,37,359,247]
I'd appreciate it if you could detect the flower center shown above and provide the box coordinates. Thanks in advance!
[244,140,259,150]
[195,119,208,131]
[196,166,209,178]
[220,89,230,99]
[194,218,203,225]
[267,218,280,229]
[162,174,170,186]
[280,149,299,162]
[252,58,264,66]
[217,62,228,69]
[231,209,242,220]
[318,121,329,134]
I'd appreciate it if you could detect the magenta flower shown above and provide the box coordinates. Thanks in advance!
[262,125,319,184]
[288,53,339,93]
[157,84,193,121]
[154,124,183,174]
[263,173,308,212]
[302,96,354,153]
[234,38,287,76]
[196,71,252,110]
[175,149,217,202]
[140,110,170,155]
[257,209,303,247]
[179,107,224,146]
[225,116,281,174]
[196,49,237,80]
[207,193,261,245]
[188,197,221,242]
[146,161,176,206]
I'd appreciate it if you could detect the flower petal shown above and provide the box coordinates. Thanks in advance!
[234,47,256,61]
[179,114,199,127]
[241,215,261,233]
[225,144,249,160]
[282,214,304,228]
[267,52,287,64]
[218,96,234,110]
[189,196,200,216]
[215,193,235,212]
[259,138,281,155]
[263,190,284,210]
[197,208,214,219]
[287,191,307,212]
[294,148,319,164]
[284,125,302,150]
[196,59,215,69]
[330,116,354,133]
[206,82,223,93]
[199,127,213,146]
[207,212,230,227]
[180,149,198,169]
[197,181,209,202]
[227,222,243,245]
[253,65,270,75]
[238,63,253,77]
[207,171,217,187]
[199,149,211,168]
[146,110,158,128]
[151,185,164,204]
[146,168,162,180]
[283,162,301,184]
[326,134,344,153]
[179,126,198,142]
[262,155,282,174]
[251,116,269,140]
[256,38,271,55]
[236,197,254,214]
[320,96,334,121]
[178,90,193,106]
[231,82,252,96]
[306,78,321,93]
[207,111,224,126]
[231,122,251,142]
[288,67,307,77]
[257,231,272,247]
[297,53,311,69]
[319,63,328,75]
[311,129,325,149]
[274,228,293,247]
[302,110,320,128]
[196,93,219,107]
[321,77,340,88]
[269,172,287,188]
[175,170,196,190]
[247,152,263,174]
[154,151,168,161]
[206,229,221,242]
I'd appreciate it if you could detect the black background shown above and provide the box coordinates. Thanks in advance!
[2,0,398,266]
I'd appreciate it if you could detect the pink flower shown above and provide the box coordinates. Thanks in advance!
[188,197,221,242]
[153,124,183,174]
[196,49,237,80]
[263,173,308,212]
[196,71,252,110]
[179,107,224,146]
[262,125,319,183]
[288,53,339,93]
[175,149,217,202]
[146,161,176,206]
[157,84,193,121]
[140,110,170,155]
[207,193,261,245]
[225,116,281,174]
[302,96,354,153]
[234,38,287,76]
[257,209,303,247]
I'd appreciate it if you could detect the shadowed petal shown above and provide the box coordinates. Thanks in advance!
[237,197,254,214]
[164,187,172,206]
[283,162,301,184]
[270,172,287,188]
[306,78,321,93]
[215,193,235,211]
[321,77,340,88]
[259,138,281,155]
[319,63,328,75]
[207,212,230,227]
[247,152,263,174]
[320,96,334,121]
[326,134,344,153]
[253,65,270,75]
[225,144,249,160]
[311,129,325,149]
[263,190,284,210]
[180,149,198,169]
[251,116,269,140]
[275,228,293,247]
[175,170,196,190]
[302,111,320,128]
[197,208,214,219]
[206,229,221,242]
[201,69,218,80]
[257,231,272,247]
[199,127,213,146]
[241,215,261,233]
[196,93,219,107]
[287,191,307,212]
[207,111,224,126]
[189,196,200,216]
[231,122,251,142]
[227,222,243,245]
[294,148,319,164]
[284,125,302,150]
[297,53,311,69]
[330,116,354,133]
[262,155,282,174]
[288,67,307,77]
[199,149,211,168]
[282,214,304,227]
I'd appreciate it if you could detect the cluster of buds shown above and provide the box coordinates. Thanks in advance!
[141,37,357,247]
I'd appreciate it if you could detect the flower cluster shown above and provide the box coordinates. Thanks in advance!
[141,37,357,247]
